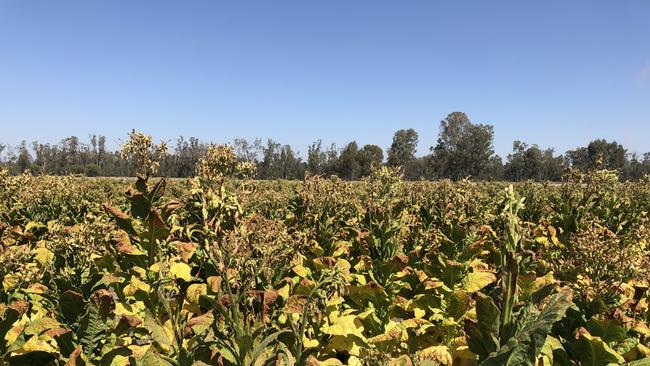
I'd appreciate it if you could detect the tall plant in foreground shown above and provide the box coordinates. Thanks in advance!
[466,186,574,365]
[185,145,295,365]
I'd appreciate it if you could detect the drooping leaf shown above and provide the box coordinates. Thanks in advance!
[113,230,145,256]
[103,203,135,234]
[574,332,625,366]
[147,208,169,240]
[466,293,500,360]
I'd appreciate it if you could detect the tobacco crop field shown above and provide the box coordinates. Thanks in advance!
[0,135,649,366]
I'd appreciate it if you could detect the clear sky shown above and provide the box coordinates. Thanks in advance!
[1,0,649,158]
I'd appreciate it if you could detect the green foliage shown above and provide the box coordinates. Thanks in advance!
[431,112,496,180]
[0,139,649,365]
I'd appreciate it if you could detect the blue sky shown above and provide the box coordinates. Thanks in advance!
[1,0,649,158]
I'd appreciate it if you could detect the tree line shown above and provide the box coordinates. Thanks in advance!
[2,112,650,181]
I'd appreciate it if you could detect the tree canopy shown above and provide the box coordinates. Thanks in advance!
[431,112,495,180]
[2,112,649,181]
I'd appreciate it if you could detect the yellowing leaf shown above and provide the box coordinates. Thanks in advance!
[144,314,172,353]
[284,296,308,314]
[326,294,344,307]
[369,326,404,344]
[25,221,45,233]
[26,283,48,294]
[638,343,650,357]
[115,301,146,317]
[186,312,213,335]
[292,265,311,278]
[5,326,23,344]
[123,277,150,297]
[332,241,351,257]
[323,313,364,337]
[34,247,55,266]
[387,355,412,366]
[3,274,19,290]
[109,354,132,366]
[278,284,290,300]
[533,272,556,290]
[328,335,365,356]
[417,346,453,365]
[464,271,496,292]
[169,262,192,281]
[13,336,57,354]
[347,356,363,366]
[320,358,344,366]
[413,307,426,319]
[115,230,144,256]
[128,344,151,359]
[186,284,207,305]
[207,276,222,293]
[452,346,477,366]
[24,317,60,336]
[303,336,319,349]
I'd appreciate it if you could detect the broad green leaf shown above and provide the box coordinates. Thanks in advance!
[574,332,625,366]
[441,260,465,288]
[447,290,470,320]
[586,319,626,344]
[539,335,570,366]
[251,332,283,364]
[482,290,573,366]
[466,293,500,360]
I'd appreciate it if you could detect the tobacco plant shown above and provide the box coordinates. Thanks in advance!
[0,131,649,365]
